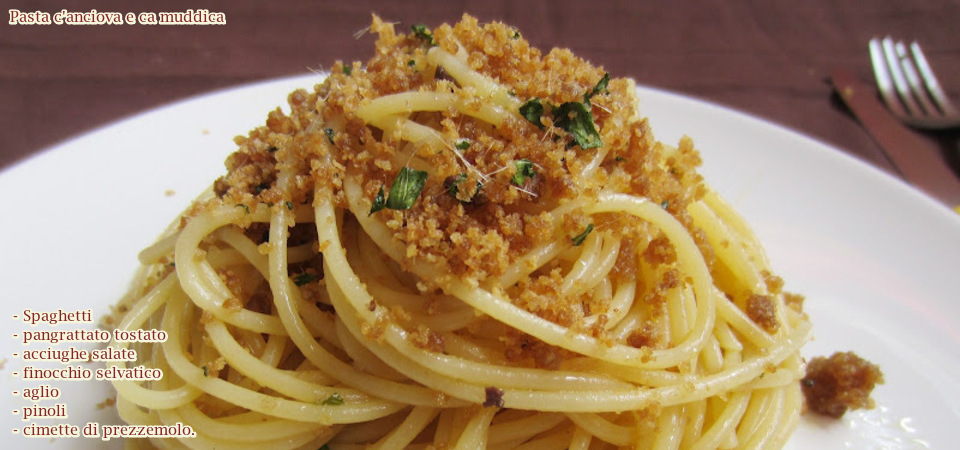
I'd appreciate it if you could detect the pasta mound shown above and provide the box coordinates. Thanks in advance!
[108,14,822,449]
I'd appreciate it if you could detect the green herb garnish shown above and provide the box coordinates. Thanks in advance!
[370,167,428,214]
[511,159,536,186]
[446,173,467,197]
[285,201,294,210]
[385,167,428,210]
[294,273,318,286]
[407,59,417,67]
[519,98,545,129]
[321,393,345,406]
[342,64,352,76]
[411,24,436,46]
[553,102,601,149]
[324,128,335,145]
[202,365,209,377]
[237,204,250,214]
[369,186,386,215]
[571,224,594,246]
[584,72,610,104]
[455,139,471,150]
[519,74,607,149]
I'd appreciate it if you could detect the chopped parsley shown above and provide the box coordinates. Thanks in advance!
[202,365,209,377]
[236,204,250,214]
[511,31,521,40]
[455,139,471,150]
[370,167,428,214]
[321,393,345,406]
[342,64,352,76]
[285,201,294,210]
[446,173,467,197]
[584,72,610,104]
[660,200,670,210]
[519,98,545,129]
[411,24,436,46]
[369,187,386,215]
[571,224,594,246]
[517,74,608,150]
[386,167,428,210]
[324,128,335,145]
[407,59,417,67]
[553,101,602,149]
[294,273,318,286]
[511,159,536,186]
[445,173,485,203]
[267,146,278,153]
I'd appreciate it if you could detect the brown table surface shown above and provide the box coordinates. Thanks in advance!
[3,0,959,187]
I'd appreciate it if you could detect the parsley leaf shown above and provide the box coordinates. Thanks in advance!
[321,393,345,406]
[386,167,428,210]
[584,72,610,104]
[370,167,429,214]
[294,273,318,286]
[455,139,471,150]
[446,173,467,197]
[571,224,594,246]
[324,128,335,145]
[342,64,352,76]
[511,159,536,186]
[411,24,436,46]
[285,201,294,210]
[369,187,386,215]
[519,98,545,129]
[553,102,602,149]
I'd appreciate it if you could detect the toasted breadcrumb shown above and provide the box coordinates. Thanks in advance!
[189,15,724,359]
[802,351,884,418]
[746,293,779,333]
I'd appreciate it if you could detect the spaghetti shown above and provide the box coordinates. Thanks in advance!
[108,14,812,449]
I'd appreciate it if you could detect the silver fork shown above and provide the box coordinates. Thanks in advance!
[869,37,960,129]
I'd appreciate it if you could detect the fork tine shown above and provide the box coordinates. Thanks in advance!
[869,38,908,119]
[895,41,939,116]
[881,37,924,117]
[909,41,960,117]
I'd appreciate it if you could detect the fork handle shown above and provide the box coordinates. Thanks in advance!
[831,69,960,209]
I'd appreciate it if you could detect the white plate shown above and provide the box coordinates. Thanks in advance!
[2,75,958,449]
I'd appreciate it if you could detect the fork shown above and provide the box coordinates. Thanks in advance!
[869,37,960,130]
